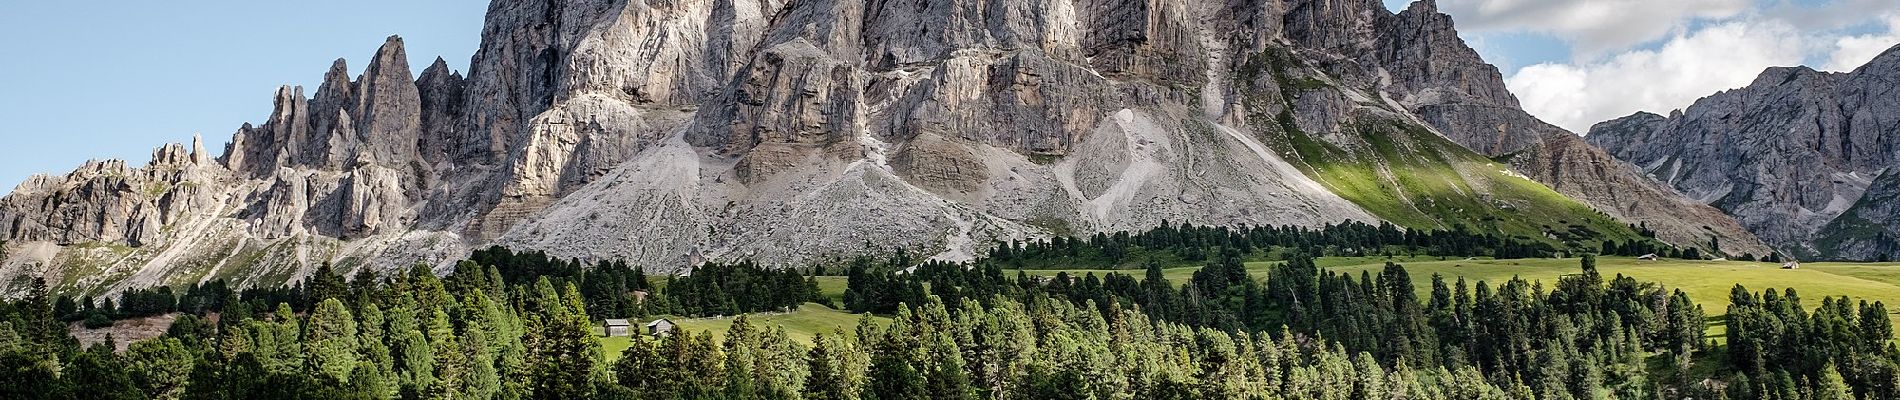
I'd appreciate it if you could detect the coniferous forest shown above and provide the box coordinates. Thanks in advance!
[0,225,1894,399]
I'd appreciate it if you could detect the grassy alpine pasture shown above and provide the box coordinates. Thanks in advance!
[1015,256,1900,339]
[601,302,884,361]
[1323,257,1900,340]
[1322,257,1900,316]
[611,257,1900,360]
[1009,255,1469,283]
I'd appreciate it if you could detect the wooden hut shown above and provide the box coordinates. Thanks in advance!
[646,319,677,337]
[603,319,632,337]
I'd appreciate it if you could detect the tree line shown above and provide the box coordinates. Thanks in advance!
[837,251,1892,398]
[988,220,1694,269]
[0,243,1888,399]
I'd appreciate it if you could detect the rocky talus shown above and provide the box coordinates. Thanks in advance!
[0,0,1769,296]
[1588,44,1900,259]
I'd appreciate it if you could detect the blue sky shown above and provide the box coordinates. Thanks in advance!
[0,2,485,190]
[2,1,1898,190]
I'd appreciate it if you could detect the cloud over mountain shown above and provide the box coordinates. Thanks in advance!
[1431,0,1900,132]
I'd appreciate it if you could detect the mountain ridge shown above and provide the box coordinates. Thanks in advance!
[0,0,1769,296]
[1587,43,1900,260]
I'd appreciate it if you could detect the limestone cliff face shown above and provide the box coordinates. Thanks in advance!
[0,0,1769,296]
[1588,45,1900,259]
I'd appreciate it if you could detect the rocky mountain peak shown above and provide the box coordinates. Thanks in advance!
[191,134,210,165]
[1586,42,1900,259]
[352,35,424,167]
[1378,0,1518,110]
[150,143,194,167]
[0,0,1780,297]
[1854,43,1900,74]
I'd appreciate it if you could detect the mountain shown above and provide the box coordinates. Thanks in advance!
[0,0,1766,296]
[1587,44,1900,260]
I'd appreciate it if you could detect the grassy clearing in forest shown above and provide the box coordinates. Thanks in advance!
[1323,257,1900,339]
[1017,256,1900,339]
[601,303,883,361]
[607,257,1900,360]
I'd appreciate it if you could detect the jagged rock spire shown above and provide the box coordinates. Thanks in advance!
[354,35,423,167]
[417,55,466,166]
[191,134,209,165]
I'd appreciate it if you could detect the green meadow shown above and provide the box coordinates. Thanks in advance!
[608,257,1900,360]
[601,303,881,361]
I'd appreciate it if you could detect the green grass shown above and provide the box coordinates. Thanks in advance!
[1267,120,1638,248]
[600,303,887,361]
[1010,255,1471,283]
[813,276,848,306]
[1324,257,1900,340]
[1014,266,1199,283]
[1015,256,1900,340]
[608,257,1900,360]
[1236,56,1643,251]
[600,335,635,360]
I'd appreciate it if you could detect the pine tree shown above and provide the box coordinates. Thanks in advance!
[307,263,350,305]
[1860,301,1892,352]
[462,328,503,400]
[425,309,468,400]
[66,350,144,400]
[805,333,855,400]
[723,314,762,399]
[866,315,927,400]
[525,282,602,400]
[0,348,70,400]
[306,298,361,383]
[1816,363,1854,400]
[123,337,194,399]
[923,333,975,400]
[396,328,436,396]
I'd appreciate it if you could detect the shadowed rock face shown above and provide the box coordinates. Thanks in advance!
[0,0,1769,296]
[1587,45,1900,260]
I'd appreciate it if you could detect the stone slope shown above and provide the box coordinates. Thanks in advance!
[0,0,1750,296]
[1587,44,1900,259]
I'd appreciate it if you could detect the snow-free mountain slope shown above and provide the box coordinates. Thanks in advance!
[1588,44,1900,259]
[0,0,1767,296]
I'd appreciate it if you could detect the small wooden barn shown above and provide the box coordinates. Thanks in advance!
[646,319,677,337]
[603,319,632,337]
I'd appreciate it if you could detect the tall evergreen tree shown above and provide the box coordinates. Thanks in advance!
[305,298,360,383]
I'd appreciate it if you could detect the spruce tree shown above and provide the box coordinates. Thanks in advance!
[1816,363,1854,400]
[923,333,975,400]
[123,337,194,399]
[305,298,361,383]
[307,263,350,305]
[805,333,854,400]
[65,350,144,400]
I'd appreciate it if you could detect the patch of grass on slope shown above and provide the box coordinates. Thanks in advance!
[1269,118,1639,247]
[1237,47,1638,248]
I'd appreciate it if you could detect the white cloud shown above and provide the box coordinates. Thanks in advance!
[1439,0,1752,58]
[1506,21,1810,132]
[1771,0,1900,31]
[1823,13,1900,72]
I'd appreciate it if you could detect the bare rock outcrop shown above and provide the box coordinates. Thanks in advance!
[0,0,1787,297]
[1587,44,1900,259]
